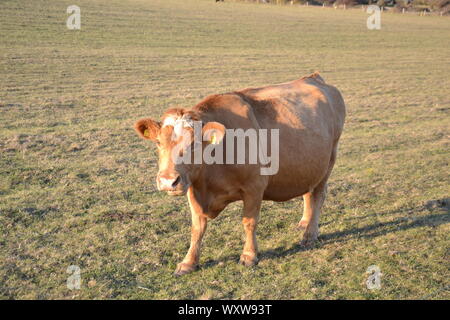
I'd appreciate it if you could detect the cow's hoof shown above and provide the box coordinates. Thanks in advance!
[300,233,318,247]
[174,263,198,276]
[239,254,258,267]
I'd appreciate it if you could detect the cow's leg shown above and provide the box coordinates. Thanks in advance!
[239,195,262,267]
[299,180,327,246]
[175,190,207,276]
[175,210,207,275]
[298,147,337,246]
[298,191,314,230]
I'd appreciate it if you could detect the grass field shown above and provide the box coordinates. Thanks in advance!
[0,0,449,299]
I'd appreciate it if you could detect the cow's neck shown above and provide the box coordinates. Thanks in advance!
[189,165,241,219]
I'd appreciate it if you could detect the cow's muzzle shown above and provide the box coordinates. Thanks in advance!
[157,172,187,196]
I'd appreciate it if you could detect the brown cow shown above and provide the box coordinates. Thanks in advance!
[134,73,346,275]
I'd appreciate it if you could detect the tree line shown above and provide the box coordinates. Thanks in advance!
[230,0,449,14]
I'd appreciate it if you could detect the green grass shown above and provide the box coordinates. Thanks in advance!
[0,0,449,299]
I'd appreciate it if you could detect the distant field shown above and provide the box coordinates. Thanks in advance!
[0,0,449,299]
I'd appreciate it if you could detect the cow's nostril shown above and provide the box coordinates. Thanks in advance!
[157,172,182,191]
[172,176,181,188]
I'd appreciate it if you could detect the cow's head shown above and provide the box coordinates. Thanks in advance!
[134,109,225,196]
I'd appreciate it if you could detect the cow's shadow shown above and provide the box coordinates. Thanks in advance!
[202,198,449,268]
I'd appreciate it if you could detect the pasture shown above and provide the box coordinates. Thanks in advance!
[0,0,449,299]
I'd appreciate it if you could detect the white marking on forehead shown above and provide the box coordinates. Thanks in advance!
[162,115,194,137]
[162,116,177,128]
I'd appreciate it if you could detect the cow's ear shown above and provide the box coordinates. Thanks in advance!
[134,118,161,141]
[202,121,225,145]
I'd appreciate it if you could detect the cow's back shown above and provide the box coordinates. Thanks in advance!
[237,74,346,201]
